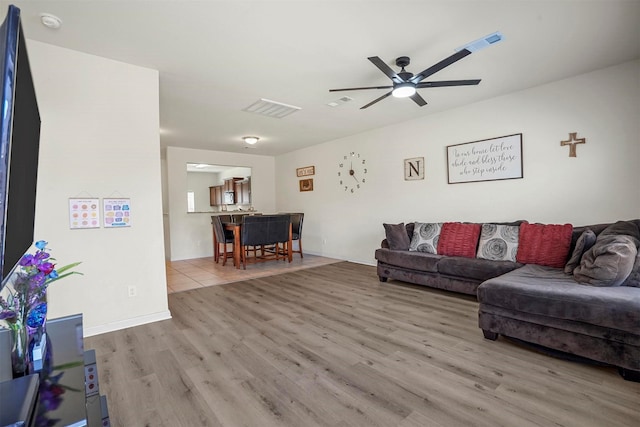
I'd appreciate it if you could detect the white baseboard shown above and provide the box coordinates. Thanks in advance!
[83,310,172,337]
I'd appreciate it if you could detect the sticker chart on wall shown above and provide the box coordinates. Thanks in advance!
[103,198,131,228]
[69,198,100,229]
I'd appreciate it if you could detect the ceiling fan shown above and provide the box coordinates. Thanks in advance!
[329,32,503,109]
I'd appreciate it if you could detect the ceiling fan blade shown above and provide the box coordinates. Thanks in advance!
[410,92,427,107]
[360,91,392,109]
[416,79,481,88]
[329,85,393,92]
[368,56,403,83]
[410,49,472,84]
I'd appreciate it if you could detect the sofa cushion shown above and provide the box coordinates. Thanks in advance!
[383,223,411,250]
[573,234,638,287]
[437,256,523,281]
[375,248,441,273]
[623,252,640,287]
[477,264,640,335]
[437,222,481,258]
[599,220,640,239]
[597,220,640,288]
[477,224,520,262]
[409,222,442,254]
[516,223,573,268]
[564,228,597,274]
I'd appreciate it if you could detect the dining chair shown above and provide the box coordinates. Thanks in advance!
[240,215,290,269]
[211,216,234,266]
[290,213,304,258]
[279,212,304,258]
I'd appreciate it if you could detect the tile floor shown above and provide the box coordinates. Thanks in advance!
[166,253,342,293]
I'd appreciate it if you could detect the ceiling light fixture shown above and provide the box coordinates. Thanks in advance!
[40,13,62,29]
[243,136,259,145]
[392,82,416,98]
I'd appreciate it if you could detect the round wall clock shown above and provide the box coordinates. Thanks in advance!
[338,151,367,193]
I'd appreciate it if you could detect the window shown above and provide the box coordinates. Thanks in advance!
[187,191,195,212]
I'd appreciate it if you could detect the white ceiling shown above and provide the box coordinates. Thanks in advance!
[5,1,640,156]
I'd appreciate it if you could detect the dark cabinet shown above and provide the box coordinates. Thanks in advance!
[234,179,251,205]
[212,178,249,206]
[209,186,223,206]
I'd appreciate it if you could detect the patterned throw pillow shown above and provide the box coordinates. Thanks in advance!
[409,222,442,254]
[477,224,520,262]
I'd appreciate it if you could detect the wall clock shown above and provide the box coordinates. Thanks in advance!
[338,151,367,193]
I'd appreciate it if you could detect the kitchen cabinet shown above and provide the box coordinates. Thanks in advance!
[235,179,251,205]
[209,185,223,206]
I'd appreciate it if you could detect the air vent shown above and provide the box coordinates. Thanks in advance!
[327,96,353,107]
[242,98,301,119]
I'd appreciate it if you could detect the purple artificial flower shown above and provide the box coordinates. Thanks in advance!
[0,310,17,321]
[34,250,50,262]
[37,262,55,275]
[19,254,35,267]
[29,272,46,288]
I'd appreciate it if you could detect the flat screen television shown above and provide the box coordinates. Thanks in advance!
[0,5,41,287]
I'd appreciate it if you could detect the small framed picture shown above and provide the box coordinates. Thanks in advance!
[404,157,425,180]
[299,178,314,192]
[296,166,315,177]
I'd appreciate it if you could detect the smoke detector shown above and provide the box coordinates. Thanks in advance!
[40,13,62,29]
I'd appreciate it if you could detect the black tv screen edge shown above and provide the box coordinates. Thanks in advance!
[0,5,41,288]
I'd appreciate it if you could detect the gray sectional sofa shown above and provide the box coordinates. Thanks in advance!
[374,220,640,381]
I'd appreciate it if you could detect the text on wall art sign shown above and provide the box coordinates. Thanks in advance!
[446,133,523,184]
[296,166,315,177]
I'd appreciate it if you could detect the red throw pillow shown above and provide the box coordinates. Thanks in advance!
[516,222,573,268]
[437,222,482,258]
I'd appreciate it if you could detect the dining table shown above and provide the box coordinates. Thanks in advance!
[216,219,293,269]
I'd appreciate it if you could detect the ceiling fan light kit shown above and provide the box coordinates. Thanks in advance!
[392,82,416,98]
[330,31,504,109]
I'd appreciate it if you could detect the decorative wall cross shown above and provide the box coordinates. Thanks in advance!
[560,132,586,157]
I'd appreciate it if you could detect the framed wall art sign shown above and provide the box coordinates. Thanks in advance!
[299,178,314,192]
[69,198,100,229]
[296,166,315,177]
[404,157,425,180]
[103,198,131,228]
[446,133,523,184]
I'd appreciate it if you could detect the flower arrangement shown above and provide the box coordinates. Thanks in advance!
[0,240,81,342]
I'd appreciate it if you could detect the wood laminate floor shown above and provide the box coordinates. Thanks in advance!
[86,262,640,427]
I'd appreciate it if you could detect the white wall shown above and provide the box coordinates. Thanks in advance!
[275,60,640,265]
[187,171,219,212]
[166,147,276,260]
[28,41,170,335]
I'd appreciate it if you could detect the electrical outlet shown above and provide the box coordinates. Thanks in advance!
[128,286,137,297]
